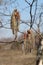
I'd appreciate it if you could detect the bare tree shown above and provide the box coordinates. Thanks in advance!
[35,12,43,34]
[25,0,38,29]
[0,0,43,44]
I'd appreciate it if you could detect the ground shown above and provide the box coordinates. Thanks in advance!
[0,49,37,65]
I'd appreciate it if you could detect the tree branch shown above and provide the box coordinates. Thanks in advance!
[25,0,37,29]
[33,0,37,23]
[20,19,30,26]
[25,0,30,5]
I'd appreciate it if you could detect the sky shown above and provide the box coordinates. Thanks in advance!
[0,0,43,38]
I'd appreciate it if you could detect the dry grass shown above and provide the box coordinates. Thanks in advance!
[0,49,37,65]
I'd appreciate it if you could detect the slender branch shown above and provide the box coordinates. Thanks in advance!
[32,27,43,38]
[36,12,43,30]
[20,19,30,26]
[0,40,22,44]
[30,0,38,29]
[29,1,34,29]
[25,0,37,29]
[39,12,43,26]
[33,0,37,23]
[25,0,30,5]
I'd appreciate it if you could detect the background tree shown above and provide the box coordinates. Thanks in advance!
[0,0,43,42]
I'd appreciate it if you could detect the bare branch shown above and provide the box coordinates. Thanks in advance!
[33,0,37,23]
[30,0,38,29]
[39,12,43,26]
[0,40,22,44]
[36,12,43,30]
[25,0,37,29]
[25,0,30,5]
[20,19,30,26]
[29,1,34,29]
